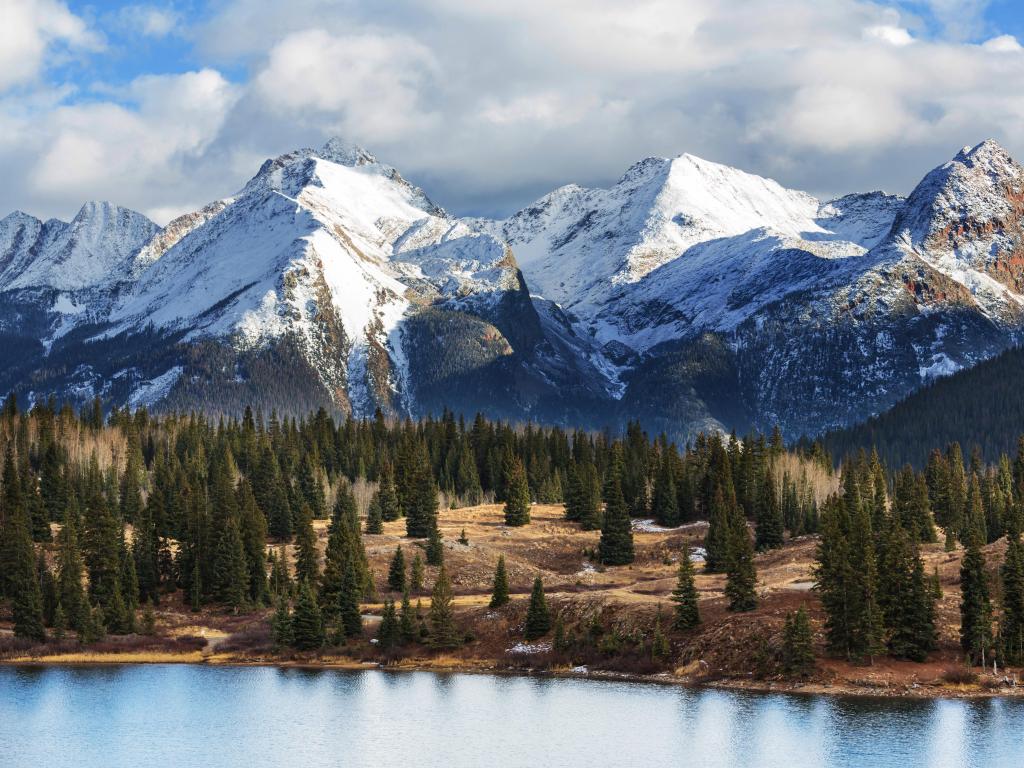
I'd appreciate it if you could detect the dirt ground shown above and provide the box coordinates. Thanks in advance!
[5,502,1021,698]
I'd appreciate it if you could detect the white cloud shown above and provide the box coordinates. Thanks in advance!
[983,35,1023,53]
[0,0,100,91]
[5,0,1024,224]
[864,25,915,46]
[118,5,181,38]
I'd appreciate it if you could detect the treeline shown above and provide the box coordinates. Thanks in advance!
[821,344,1024,468]
[0,394,831,650]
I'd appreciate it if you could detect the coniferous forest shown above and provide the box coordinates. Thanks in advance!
[2,393,1024,685]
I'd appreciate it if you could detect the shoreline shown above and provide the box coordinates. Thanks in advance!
[3,652,1019,700]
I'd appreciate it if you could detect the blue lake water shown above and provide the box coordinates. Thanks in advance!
[2,665,1024,767]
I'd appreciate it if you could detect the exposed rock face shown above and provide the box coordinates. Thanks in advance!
[1,139,1023,440]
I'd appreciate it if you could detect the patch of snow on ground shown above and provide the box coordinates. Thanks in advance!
[919,352,960,380]
[127,366,183,409]
[506,642,552,655]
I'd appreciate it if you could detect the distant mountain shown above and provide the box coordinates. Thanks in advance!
[1,139,1023,441]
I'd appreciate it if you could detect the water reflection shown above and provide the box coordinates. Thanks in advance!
[3,666,1024,768]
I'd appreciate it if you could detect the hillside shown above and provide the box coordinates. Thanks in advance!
[823,344,1024,467]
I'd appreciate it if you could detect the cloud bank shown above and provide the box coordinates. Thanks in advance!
[2,0,1024,224]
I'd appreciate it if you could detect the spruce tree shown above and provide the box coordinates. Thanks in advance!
[272,592,293,649]
[293,505,319,585]
[426,526,444,567]
[489,554,510,608]
[376,462,402,521]
[56,510,87,632]
[503,456,531,526]
[212,516,249,609]
[781,607,815,677]
[754,468,784,551]
[237,479,269,605]
[291,579,325,650]
[399,589,416,643]
[670,549,700,630]
[960,528,993,666]
[405,446,439,538]
[1001,535,1024,665]
[378,598,400,650]
[652,450,680,527]
[410,553,424,593]
[387,546,407,593]
[703,486,731,573]
[598,465,634,566]
[428,564,460,648]
[524,576,552,640]
[365,495,384,535]
[724,520,757,612]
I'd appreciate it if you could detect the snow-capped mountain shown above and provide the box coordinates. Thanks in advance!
[0,138,1021,440]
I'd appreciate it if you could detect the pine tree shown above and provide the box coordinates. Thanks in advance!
[405,446,439,538]
[781,607,815,677]
[365,495,384,534]
[376,462,402,521]
[237,479,269,605]
[428,564,460,648]
[1001,535,1024,665]
[503,456,531,526]
[426,526,444,567]
[651,449,680,527]
[378,598,400,650]
[703,486,731,573]
[410,553,425,593]
[960,528,993,666]
[387,546,406,593]
[598,464,634,566]
[524,576,552,640]
[293,505,319,585]
[291,580,325,650]
[212,516,249,609]
[670,549,700,630]
[489,555,510,608]
[271,592,293,649]
[56,510,87,632]
[754,468,784,551]
[878,521,936,661]
[399,589,416,643]
[724,520,757,612]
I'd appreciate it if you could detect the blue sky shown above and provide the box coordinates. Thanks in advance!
[4,0,1024,224]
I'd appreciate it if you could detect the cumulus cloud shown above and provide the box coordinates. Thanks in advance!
[0,0,100,92]
[117,4,182,38]
[4,0,1024,224]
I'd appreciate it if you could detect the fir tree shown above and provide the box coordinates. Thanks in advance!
[703,486,731,573]
[365,495,384,534]
[781,607,815,677]
[754,468,784,551]
[376,462,402,521]
[428,565,460,648]
[724,520,757,612]
[489,555,510,608]
[387,546,406,593]
[651,449,680,527]
[212,516,249,609]
[378,598,400,650]
[291,579,325,650]
[272,592,293,649]
[960,529,993,666]
[524,576,552,640]
[293,505,319,585]
[410,553,425,593]
[1001,535,1024,665]
[399,589,416,643]
[425,526,444,567]
[503,456,531,526]
[405,446,439,538]
[598,463,634,566]
[670,549,700,630]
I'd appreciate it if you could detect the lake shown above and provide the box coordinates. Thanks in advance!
[2,665,1024,767]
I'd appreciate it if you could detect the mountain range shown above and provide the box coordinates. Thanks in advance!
[1,138,1022,440]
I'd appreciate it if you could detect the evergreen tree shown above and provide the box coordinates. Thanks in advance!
[1001,535,1024,665]
[754,468,784,551]
[271,592,293,649]
[212,516,249,609]
[378,598,400,650]
[365,494,384,534]
[703,486,731,573]
[405,446,439,538]
[724,520,757,612]
[387,546,407,593]
[670,549,700,630]
[55,509,87,632]
[960,528,993,666]
[878,521,936,661]
[598,463,634,566]
[399,589,416,643]
[781,607,815,677]
[428,565,460,648]
[651,449,680,527]
[410,553,425,593]
[376,462,402,521]
[524,576,552,640]
[291,580,325,650]
[503,456,531,526]
[237,480,269,605]
[293,505,319,585]
[489,554,510,608]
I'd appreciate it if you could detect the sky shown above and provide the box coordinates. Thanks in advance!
[2,0,1024,225]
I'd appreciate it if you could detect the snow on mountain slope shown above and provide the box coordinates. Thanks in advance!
[0,202,158,293]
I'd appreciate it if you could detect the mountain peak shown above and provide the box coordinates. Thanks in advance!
[316,137,377,167]
[955,138,1011,165]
